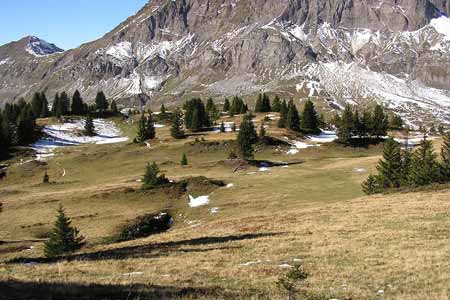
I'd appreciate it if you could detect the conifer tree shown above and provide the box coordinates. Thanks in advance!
[170,109,185,139]
[40,93,49,118]
[254,94,263,113]
[223,98,230,112]
[220,122,226,133]
[377,137,403,188]
[409,138,439,186]
[232,122,237,132]
[184,98,210,131]
[52,93,62,118]
[361,175,382,195]
[286,100,300,132]
[262,93,271,112]
[181,153,188,166]
[59,92,70,116]
[237,114,257,159]
[389,114,404,130]
[44,205,84,258]
[31,92,43,118]
[206,98,219,121]
[142,162,168,189]
[95,91,108,112]
[300,99,320,134]
[353,109,364,137]
[160,104,166,114]
[439,132,450,182]
[110,100,118,115]
[371,104,388,138]
[136,114,155,143]
[337,104,354,145]
[71,90,84,116]
[278,100,288,128]
[361,110,372,137]
[17,104,36,144]
[272,96,281,112]
[84,114,95,136]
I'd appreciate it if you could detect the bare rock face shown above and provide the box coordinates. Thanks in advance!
[0,0,449,124]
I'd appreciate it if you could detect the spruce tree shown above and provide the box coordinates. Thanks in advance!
[259,123,266,142]
[286,100,300,132]
[439,132,450,182]
[278,100,288,128]
[272,96,281,112]
[95,91,108,112]
[59,92,70,116]
[206,98,219,121]
[220,122,226,133]
[17,104,36,145]
[377,137,403,188]
[181,153,188,166]
[146,114,156,140]
[160,104,166,114]
[171,109,185,139]
[84,114,95,136]
[409,138,439,186]
[262,93,271,112]
[337,104,354,145]
[300,100,320,134]
[110,100,118,115]
[31,92,43,118]
[135,114,156,143]
[71,90,84,116]
[40,93,49,118]
[237,114,257,159]
[371,104,388,138]
[52,93,62,118]
[361,175,382,195]
[44,205,84,258]
[142,162,168,189]
[223,98,230,112]
[254,94,263,113]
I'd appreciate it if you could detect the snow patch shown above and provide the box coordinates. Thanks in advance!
[188,195,210,207]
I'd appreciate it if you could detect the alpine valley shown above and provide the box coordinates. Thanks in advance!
[1,0,450,125]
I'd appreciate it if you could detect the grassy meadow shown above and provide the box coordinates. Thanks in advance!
[0,113,449,300]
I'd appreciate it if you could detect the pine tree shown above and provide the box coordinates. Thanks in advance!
[337,104,354,145]
[181,153,188,166]
[286,100,300,132]
[171,109,185,139]
[17,104,36,145]
[389,114,404,130]
[254,94,263,113]
[300,99,320,134]
[59,92,70,116]
[361,175,382,195]
[376,137,403,188]
[31,92,43,118]
[71,90,84,116]
[206,98,219,121]
[40,93,49,118]
[84,114,95,136]
[184,98,210,131]
[220,122,226,133]
[237,114,257,159]
[223,98,230,112]
[95,91,108,111]
[44,205,84,258]
[146,114,156,140]
[262,93,271,112]
[371,104,388,138]
[135,114,156,143]
[278,100,288,128]
[439,132,450,182]
[272,96,281,112]
[142,162,168,189]
[409,138,439,186]
[52,93,62,118]
[160,104,166,114]
[110,100,118,115]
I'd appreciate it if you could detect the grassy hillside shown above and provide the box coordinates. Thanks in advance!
[0,114,449,300]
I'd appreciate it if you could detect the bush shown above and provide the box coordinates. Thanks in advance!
[117,212,173,242]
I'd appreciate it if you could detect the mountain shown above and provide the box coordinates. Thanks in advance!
[0,0,449,126]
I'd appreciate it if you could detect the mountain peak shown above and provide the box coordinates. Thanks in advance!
[24,36,64,57]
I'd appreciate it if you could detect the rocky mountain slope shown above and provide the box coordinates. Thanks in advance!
[0,0,449,125]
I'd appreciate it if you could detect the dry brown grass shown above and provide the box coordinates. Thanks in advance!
[1,115,449,300]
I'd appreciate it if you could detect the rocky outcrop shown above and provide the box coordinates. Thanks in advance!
[0,0,449,124]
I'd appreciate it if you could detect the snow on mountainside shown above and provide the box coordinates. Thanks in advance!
[0,0,450,127]
[25,36,64,57]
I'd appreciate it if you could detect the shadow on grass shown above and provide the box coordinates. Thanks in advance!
[0,280,230,300]
[8,232,283,264]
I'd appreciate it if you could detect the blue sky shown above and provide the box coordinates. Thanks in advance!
[0,1,148,50]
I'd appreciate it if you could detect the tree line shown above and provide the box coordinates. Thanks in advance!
[362,134,450,194]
